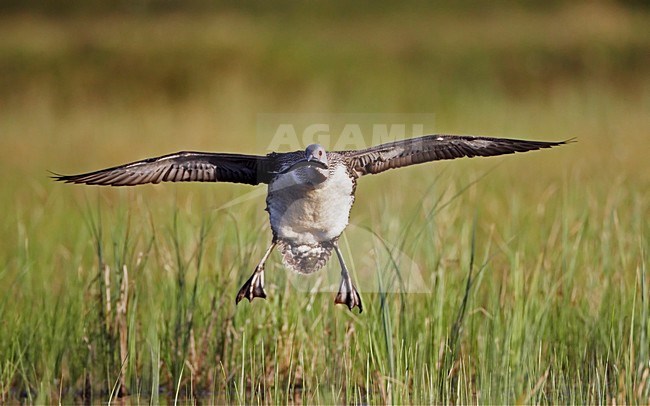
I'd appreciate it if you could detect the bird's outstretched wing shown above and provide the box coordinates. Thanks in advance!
[341,135,572,177]
[53,151,276,186]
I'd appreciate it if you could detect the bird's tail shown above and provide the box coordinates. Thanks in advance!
[277,240,334,275]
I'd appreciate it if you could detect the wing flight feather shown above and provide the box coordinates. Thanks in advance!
[341,135,572,176]
[53,151,275,186]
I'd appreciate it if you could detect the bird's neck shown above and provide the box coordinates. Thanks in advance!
[293,167,329,186]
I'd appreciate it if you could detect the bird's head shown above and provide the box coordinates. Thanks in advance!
[272,144,330,185]
[279,144,330,185]
[304,144,329,168]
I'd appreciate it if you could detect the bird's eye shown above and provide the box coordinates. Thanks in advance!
[318,151,323,157]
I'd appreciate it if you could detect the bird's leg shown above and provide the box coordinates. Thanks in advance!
[333,242,363,313]
[236,242,276,305]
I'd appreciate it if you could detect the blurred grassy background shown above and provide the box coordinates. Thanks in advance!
[0,1,649,403]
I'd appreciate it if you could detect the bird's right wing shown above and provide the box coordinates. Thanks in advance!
[53,151,277,186]
[341,134,572,177]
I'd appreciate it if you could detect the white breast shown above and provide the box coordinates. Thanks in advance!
[267,165,355,244]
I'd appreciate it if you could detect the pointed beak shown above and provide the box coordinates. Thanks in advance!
[274,158,328,175]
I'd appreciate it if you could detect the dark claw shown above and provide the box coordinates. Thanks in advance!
[235,270,267,305]
[334,280,363,313]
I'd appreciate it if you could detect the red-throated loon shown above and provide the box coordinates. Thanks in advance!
[54,134,571,313]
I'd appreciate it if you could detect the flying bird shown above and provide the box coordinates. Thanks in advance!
[54,134,570,312]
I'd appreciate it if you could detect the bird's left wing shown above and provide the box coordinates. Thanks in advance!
[341,135,572,177]
[53,151,277,186]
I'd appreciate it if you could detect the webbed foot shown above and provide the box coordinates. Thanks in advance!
[235,268,267,304]
[334,277,363,313]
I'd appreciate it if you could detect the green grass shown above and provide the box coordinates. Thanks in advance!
[1,3,649,403]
